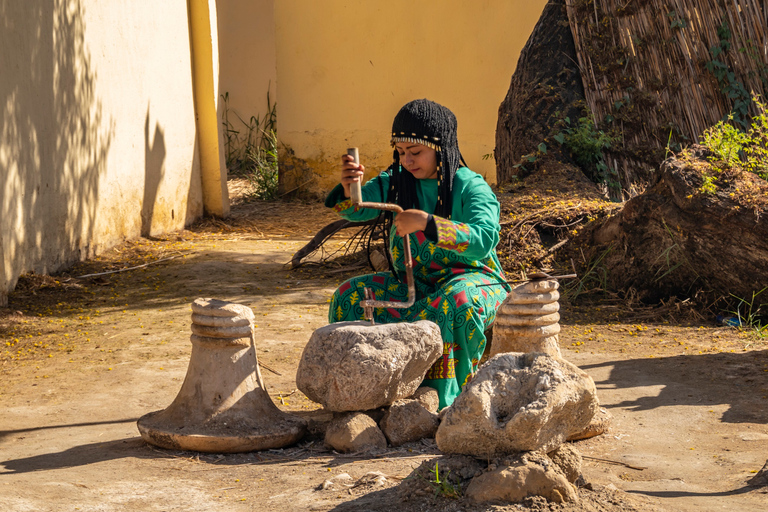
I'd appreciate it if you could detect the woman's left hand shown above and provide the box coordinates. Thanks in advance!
[395,209,429,237]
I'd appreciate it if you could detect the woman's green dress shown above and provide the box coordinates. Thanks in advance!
[325,166,510,409]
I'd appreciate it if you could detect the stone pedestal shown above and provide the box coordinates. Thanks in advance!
[137,298,306,453]
[492,279,561,357]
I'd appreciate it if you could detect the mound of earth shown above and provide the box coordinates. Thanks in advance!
[565,145,768,306]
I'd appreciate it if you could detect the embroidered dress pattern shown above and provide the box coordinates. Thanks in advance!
[332,199,356,213]
[329,226,507,409]
[434,216,470,253]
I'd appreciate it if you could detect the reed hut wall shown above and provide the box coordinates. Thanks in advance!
[564,0,768,188]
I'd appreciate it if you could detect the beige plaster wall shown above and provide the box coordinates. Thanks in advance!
[0,0,206,301]
[273,0,547,191]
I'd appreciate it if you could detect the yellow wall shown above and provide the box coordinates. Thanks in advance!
[0,0,207,302]
[273,0,547,190]
[218,0,277,130]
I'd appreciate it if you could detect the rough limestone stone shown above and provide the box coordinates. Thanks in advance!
[379,399,439,446]
[548,444,583,483]
[411,386,439,413]
[567,406,612,441]
[465,452,578,504]
[324,412,387,453]
[435,352,598,455]
[297,320,443,411]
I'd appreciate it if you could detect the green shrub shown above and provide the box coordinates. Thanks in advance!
[700,93,768,180]
[222,91,280,201]
[554,116,621,198]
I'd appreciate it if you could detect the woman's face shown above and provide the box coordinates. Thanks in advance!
[395,142,438,180]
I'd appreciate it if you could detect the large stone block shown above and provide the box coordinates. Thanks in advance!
[436,353,598,455]
[297,320,443,412]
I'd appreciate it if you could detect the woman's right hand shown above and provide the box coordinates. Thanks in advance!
[341,154,365,198]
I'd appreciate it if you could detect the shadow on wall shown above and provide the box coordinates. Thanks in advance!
[143,107,166,237]
[0,0,113,299]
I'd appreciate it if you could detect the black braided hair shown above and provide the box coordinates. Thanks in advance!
[388,98,463,218]
[366,99,466,279]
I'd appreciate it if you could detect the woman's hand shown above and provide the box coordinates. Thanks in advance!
[340,154,365,198]
[395,209,429,237]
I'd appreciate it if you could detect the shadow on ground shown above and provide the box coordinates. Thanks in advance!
[582,350,768,424]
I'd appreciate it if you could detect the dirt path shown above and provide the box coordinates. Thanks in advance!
[1,200,766,511]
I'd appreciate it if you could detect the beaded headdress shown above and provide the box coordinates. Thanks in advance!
[388,99,463,218]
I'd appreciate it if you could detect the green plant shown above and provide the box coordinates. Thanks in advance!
[700,114,750,167]
[743,95,768,179]
[243,129,279,201]
[699,174,718,195]
[427,462,461,499]
[664,126,683,158]
[729,287,768,338]
[699,93,768,179]
[554,116,621,199]
[667,11,687,30]
[221,91,279,200]
[706,21,752,129]
[512,146,545,174]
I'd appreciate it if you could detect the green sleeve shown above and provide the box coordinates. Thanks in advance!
[431,170,501,261]
[324,171,391,222]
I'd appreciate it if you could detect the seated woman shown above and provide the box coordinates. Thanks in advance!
[325,99,510,409]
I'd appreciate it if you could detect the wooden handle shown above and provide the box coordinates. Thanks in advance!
[347,147,362,203]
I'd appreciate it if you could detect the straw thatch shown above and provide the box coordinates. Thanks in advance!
[565,0,768,187]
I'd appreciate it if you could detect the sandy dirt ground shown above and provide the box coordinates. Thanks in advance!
[1,198,767,512]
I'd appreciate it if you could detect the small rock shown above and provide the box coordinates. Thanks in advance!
[354,471,389,487]
[465,452,578,504]
[411,386,440,413]
[380,399,439,446]
[567,407,612,441]
[324,412,387,453]
[548,444,583,483]
[319,472,354,490]
[297,320,443,411]
[436,353,598,456]
[369,249,389,272]
[739,432,768,441]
